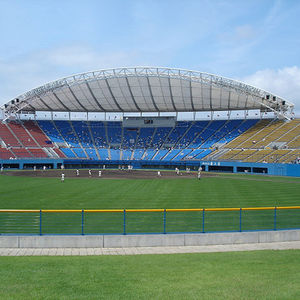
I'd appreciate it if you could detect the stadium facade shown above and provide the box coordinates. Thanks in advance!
[0,67,299,177]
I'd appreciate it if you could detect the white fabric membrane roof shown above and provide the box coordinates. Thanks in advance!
[2,67,294,119]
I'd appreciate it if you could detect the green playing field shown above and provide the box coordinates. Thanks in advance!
[0,173,299,234]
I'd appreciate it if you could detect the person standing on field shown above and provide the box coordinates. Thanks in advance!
[197,171,201,180]
[61,173,65,183]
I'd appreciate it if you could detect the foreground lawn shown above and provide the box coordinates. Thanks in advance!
[0,250,299,299]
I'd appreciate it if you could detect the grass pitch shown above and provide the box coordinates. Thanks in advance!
[0,250,299,299]
[0,172,299,209]
[0,172,299,234]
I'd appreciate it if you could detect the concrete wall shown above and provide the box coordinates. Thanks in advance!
[1,230,300,248]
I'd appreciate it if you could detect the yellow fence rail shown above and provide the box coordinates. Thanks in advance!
[0,206,300,213]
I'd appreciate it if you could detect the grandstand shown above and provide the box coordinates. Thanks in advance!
[0,67,299,176]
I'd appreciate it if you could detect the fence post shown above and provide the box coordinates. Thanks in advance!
[123,209,126,235]
[81,209,84,235]
[239,208,242,232]
[202,209,205,233]
[274,207,277,231]
[163,209,166,234]
[39,209,42,236]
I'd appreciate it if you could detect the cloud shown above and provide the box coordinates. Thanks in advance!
[241,66,300,115]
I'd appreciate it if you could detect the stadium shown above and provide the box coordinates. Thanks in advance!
[1,67,300,298]
[0,66,299,174]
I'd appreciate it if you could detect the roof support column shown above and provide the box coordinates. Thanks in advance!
[227,110,231,120]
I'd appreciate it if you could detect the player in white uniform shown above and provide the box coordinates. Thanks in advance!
[61,173,65,182]
[88,169,92,177]
[76,169,79,176]
[157,171,161,177]
[197,171,201,180]
[99,170,102,177]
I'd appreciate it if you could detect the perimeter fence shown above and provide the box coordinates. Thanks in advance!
[0,206,300,235]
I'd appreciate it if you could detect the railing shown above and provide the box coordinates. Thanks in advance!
[0,206,299,235]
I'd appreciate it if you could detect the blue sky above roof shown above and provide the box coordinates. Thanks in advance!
[1,0,300,114]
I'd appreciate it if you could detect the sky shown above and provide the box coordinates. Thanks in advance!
[1,0,300,115]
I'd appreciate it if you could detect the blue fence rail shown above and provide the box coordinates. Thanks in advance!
[0,207,300,235]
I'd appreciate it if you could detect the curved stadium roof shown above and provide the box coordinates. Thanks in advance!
[1,67,294,119]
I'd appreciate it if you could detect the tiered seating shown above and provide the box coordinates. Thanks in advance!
[110,149,120,160]
[28,149,48,158]
[85,148,98,160]
[218,119,259,146]
[0,123,21,147]
[90,122,107,148]
[38,121,65,144]
[218,149,243,161]
[11,148,32,158]
[107,122,122,146]
[251,120,291,148]
[239,120,283,149]
[2,118,299,163]
[73,148,87,158]
[55,121,80,147]
[224,119,271,148]
[243,149,274,162]
[176,149,193,160]
[151,127,172,148]
[61,148,76,158]
[72,121,94,148]
[98,149,109,160]
[162,149,181,161]
[200,120,242,148]
[143,149,157,160]
[287,134,300,148]
[122,128,138,149]
[279,150,300,163]
[185,121,209,148]
[163,122,190,147]
[0,148,14,159]
[122,149,133,160]
[132,149,144,160]
[23,121,53,147]
[153,149,168,160]
[231,149,258,161]
[276,120,300,144]
[194,149,212,159]
[7,121,38,147]
[187,149,205,159]
[261,149,292,163]
[136,128,155,148]
[53,148,66,158]
[196,120,226,148]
